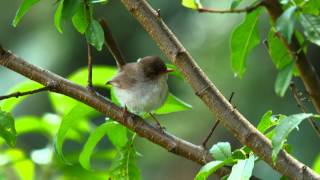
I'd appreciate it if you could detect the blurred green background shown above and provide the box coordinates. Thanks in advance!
[1,0,319,179]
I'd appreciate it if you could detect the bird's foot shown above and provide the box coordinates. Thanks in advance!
[87,85,97,95]
[149,113,166,133]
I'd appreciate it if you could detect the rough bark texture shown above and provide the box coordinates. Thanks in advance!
[0,46,230,177]
[120,0,320,179]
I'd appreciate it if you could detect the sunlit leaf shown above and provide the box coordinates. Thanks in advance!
[194,160,228,180]
[86,19,104,51]
[0,81,43,112]
[275,62,294,97]
[300,13,320,46]
[79,120,127,170]
[0,109,16,147]
[72,2,90,34]
[231,9,261,78]
[181,0,202,9]
[227,155,255,180]
[313,153,320,173]
[209,142,232,161]
[54,0,64,33]
[276,6,297,43]
[12,0,40,27]
[55,103,96,163]
[14,159,35,180]
[155,93,192,115]
[272,113,312,162]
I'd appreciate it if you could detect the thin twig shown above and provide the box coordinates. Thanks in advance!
[99,19,126,69]
[87,43,93,89]
[198,1,264,14]
[289,82,320,138]
[0,87,49,101]
[202,92,235,148]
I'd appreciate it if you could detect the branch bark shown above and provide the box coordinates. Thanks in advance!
[120,0,320,179]
[264,0,320,114]
[0,46,230,177]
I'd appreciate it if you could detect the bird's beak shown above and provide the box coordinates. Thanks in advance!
[164,68,174,73]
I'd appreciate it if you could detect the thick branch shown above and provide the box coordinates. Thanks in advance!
[264,0,320,114]
[198,1,264,14]
[0,87,48,100]
[0,46,230,177]
[120,0,320,179]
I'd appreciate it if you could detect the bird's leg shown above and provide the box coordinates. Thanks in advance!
[149,113,166,133]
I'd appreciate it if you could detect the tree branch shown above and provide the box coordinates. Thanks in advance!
[0,87,49,101]
[119,0,319,179]
[289,82,320,138]
[198,1,264,14]
[0,46,230,178]
[264,0,320,114]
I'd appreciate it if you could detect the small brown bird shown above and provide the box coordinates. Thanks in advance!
[107,56,172,114]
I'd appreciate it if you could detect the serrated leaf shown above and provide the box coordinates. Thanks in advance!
[86,19,104,51]
[300,13,320,46]
[12,0,40,27]
[276,6,297,43]
[275,61,294,97]
[272,113,313,162]
[0,109,16,147]
[194,160,228,180]
[155,93,192,115]
[182,0,202,9]
[55,103,96,163]
[72,2,90,34]
[109,142,141,180]
[231,9,261,78]
[49,66,116,115]
[227,155,255,180]
[209,142,232,161]
[0,81,43,112]
[79,121,127,169]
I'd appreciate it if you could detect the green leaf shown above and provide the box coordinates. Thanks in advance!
[62,0,81,19]
[54,0,64,33]
[109,142,141,180]
[257,110,279,133]
[313,153,320,173]
[275,62,294,97]
[209,142,232,161]
[15,116,52,136]
[105,121,128,149]
[0,81,43,112]
[267,29,293,69]
[231,9,261,78]
[232,149,247,160]
[86,19,104,51]
[275,6,297,43]
[300,13,320,46]
[230,0,243,9]
[272,113,313,162]
[181,0,202,9]
[0,110,16,147]
[55,103,96,163]
[14,159,35,180]
[155,93,192,115]
[72,2,90,34]
[49,66,116,114]
[12,0,40,27]
[227,155,255,180]
[194,160,229,180]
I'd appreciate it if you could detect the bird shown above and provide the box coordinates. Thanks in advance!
[99,19,171,130]
[107,56,171,115]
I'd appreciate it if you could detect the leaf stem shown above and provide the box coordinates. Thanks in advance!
[0,87,49,101]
